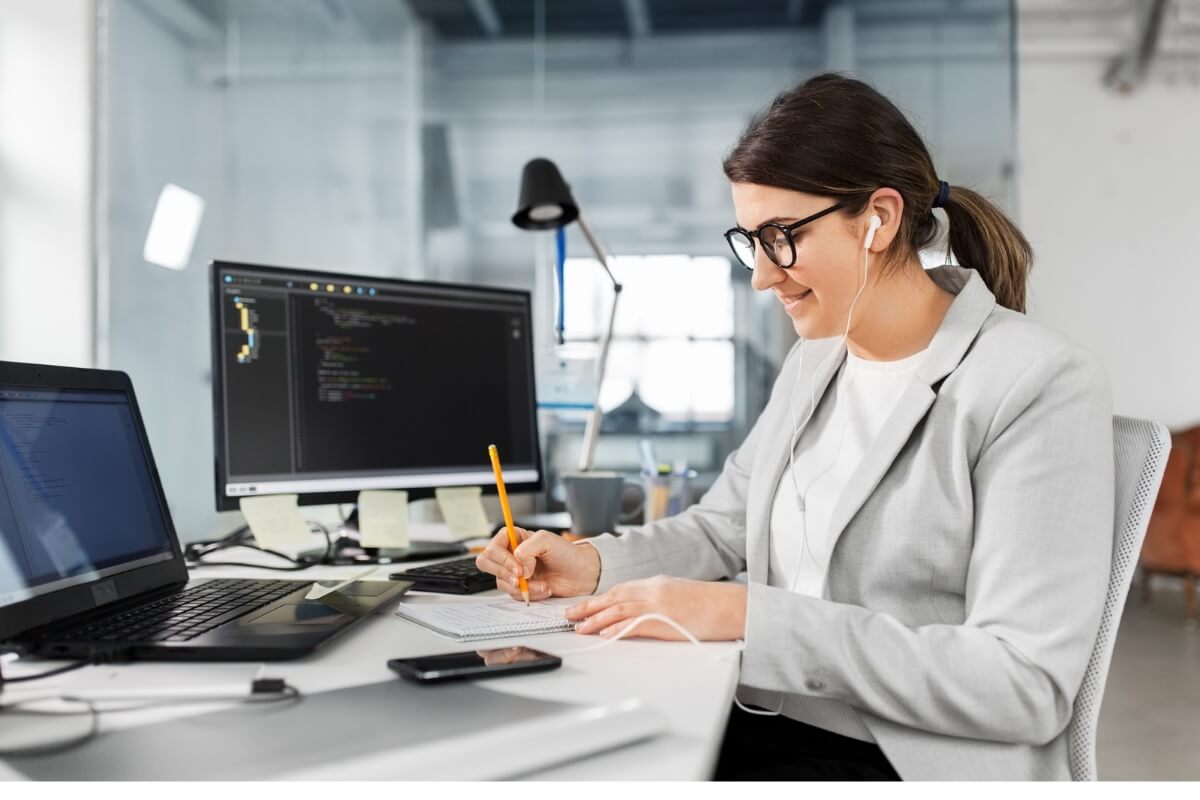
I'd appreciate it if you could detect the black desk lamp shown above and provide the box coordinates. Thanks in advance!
[512,157,622,472]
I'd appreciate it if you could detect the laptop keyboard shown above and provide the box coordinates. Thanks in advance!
[52,579,305,644]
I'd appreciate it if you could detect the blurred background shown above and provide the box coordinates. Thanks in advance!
[0,0,1197,779]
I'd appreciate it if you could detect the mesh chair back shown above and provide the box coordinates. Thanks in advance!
[1067,415,1170,780]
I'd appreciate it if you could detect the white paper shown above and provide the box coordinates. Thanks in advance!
[395,598,576,641]
[435,486,492,540]
[357,490,410,548]
[239,494,312,548]
[305,567,381,600]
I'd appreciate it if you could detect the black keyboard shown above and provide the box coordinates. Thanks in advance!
[390,556,495,594]
[51,579,305,644]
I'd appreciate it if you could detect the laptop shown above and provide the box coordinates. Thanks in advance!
[0,360,411,662]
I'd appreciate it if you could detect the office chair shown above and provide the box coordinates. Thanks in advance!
[1067,415,1170,781]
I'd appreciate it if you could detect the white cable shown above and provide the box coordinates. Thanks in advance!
[783,240,872,589]
[552,613,785,717]
[552,613,741,661]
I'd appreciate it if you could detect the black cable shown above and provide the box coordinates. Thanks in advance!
[0,681,302,759]
[0,659,90,685]
[184,521,332,571]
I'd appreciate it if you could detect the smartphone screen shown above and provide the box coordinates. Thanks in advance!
[389,646,562,683]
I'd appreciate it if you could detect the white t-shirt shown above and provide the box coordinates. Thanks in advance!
[768,346,927,595]
[749,345,926,741]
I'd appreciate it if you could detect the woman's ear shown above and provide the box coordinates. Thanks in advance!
[864,188,904,252]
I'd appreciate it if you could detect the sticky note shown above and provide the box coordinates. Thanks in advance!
[306,567,380,600]
[357,490,410,549]
[239,494,312,548]
[435,486,492,540]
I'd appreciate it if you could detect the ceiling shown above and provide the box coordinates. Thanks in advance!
[404,0,833,40]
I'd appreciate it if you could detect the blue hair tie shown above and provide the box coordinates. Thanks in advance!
[932,180,950,209]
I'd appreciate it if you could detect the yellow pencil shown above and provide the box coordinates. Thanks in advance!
[488,444,529,606]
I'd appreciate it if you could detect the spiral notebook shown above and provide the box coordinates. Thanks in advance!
[395,597,576,641]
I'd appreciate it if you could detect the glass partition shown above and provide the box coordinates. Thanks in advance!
[99,0,1016,540]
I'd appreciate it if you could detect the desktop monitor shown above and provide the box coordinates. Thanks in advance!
[210,261,542,511]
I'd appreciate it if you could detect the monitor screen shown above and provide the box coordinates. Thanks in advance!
[211,261,542,510]
[0,386,176,610]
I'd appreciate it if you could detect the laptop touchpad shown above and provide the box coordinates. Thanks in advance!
[242,603,348,626]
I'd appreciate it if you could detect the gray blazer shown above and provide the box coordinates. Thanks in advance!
[587,265,1114,780]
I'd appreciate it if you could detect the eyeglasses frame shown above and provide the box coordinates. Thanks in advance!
[724,202,847,271]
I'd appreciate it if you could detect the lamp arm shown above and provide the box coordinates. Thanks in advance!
[574,212,621,472]
[576,213,621,292]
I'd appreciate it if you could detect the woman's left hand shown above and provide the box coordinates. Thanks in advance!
[565,576,747,641]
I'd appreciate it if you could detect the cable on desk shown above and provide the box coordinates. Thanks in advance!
[184,520,332,571]
[0,697,100,757]
[550,613,777,716]
[552,613,742,661]
[0,659,90,686]
[0,646,117,690]
[0,679,302,758]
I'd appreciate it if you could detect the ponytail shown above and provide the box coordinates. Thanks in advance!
[940,186,1032,313]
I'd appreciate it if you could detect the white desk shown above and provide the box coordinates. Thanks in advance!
[1,546,741,781]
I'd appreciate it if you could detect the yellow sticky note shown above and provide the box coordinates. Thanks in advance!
[357,490,410,549]
[435,486,492,540]
[239,495,312,549]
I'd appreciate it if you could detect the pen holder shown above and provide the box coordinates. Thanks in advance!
[643,470,696,524]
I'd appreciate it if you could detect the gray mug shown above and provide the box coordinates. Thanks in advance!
[561,472,645,537]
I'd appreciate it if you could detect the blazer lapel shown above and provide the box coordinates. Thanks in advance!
[820,379,935,572]
[746,267,998,587]
[820,266,999,575]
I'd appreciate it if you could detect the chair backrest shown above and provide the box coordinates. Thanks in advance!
[1067,415,1171,780]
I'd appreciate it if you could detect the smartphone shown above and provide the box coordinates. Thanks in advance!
[388,646,562,684]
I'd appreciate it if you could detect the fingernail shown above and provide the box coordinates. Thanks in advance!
[574,622,584,632]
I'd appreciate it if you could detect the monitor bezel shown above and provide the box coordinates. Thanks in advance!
[209,260,545,512]
[0,360,188,643]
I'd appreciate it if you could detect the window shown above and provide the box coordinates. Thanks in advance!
[562,254,735,424]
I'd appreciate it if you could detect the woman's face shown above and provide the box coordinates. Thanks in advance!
[730,182,867,340]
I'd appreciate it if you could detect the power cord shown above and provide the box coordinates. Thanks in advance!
[1,647,117,692]
[0,659,91,686]
[184,521,333,571]
[0,673,301,758]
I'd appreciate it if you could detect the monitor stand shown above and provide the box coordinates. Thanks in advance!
[299,505,468,566]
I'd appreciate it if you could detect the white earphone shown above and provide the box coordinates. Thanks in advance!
[864,214,882,250]
[782,212,881,584]
[745,211,884,718]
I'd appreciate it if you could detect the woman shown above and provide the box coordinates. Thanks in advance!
[476,74,1113,781]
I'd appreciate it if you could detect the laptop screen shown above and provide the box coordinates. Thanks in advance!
[0,386,175,610]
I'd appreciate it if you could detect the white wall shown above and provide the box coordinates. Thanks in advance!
[0,0,94,367]
[1019,2,1200,428]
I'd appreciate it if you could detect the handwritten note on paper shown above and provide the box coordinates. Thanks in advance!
[239,494,312,549]
[357,490,410,549]
[435,486,492,540]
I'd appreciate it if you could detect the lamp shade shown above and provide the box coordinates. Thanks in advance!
[512,158,579,230]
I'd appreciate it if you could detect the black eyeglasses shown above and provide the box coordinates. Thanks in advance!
[724,202,846,271]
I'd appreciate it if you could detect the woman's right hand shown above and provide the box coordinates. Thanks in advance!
[474,527,601,602]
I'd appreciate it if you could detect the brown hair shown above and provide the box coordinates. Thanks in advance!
[723,73,1032,312]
